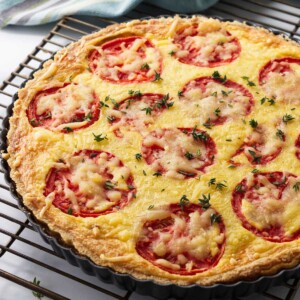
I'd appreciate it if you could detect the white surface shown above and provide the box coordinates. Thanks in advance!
[0,23,54,84]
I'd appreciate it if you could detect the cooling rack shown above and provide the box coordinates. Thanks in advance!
[1,0,300,299]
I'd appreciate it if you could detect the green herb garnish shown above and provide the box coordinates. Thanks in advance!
[211,213,222,224]
[212,71,227,83]
[235,183,245,193]
[179,195,190,210]
[221,90,232,97]
[208,178,216,186]
[107,116,116,123]
[216,181,227,191]
[249,119,258,128]
[282,114,294,124]
[184,152,194,160]
[63,127,73,132]
[293,182,300,192]
[199,194,211,210]
[215,107,221,116]
[153,172,162,177]
[99,101,109,108]
[203,119,214,129]
[152,71,162,82]
[141,107,153,115]
[128,90,143,97]
[248,150,262,164]
[93,133,107,142]
[155,93,174,109]
[84,112,92,121]
[135,153,142,161]
[141,63,150,70]
[192,127,209,142]
[30,118,37,126]
[276,129,284,141]
[178,90,183,97]
[178,170,195,177]
[32,277,44,299]
[104,180,115,190]
[242,76,256,86]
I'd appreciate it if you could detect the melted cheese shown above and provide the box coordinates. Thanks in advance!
[94,38,160,81]
[242,175,300,235]
[108,96,163,135]
[180,80,251,124]
[54,152,132,213]
[262,62,300,104]
[244,123,284,159]
[143,128,208,179]
[175,28,237,66]
[36,83,95,130]
[150,208,224,270]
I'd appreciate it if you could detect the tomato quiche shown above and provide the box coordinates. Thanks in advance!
[4,16,300,286]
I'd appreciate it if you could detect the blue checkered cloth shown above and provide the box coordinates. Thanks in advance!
[0,0,218,28]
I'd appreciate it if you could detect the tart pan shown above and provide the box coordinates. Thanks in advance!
[1,16,300,299]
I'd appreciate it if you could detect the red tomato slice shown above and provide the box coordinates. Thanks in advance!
[44,150,135,217]
[173,25,241,67]
[27,83,100,133]
[107,93,173,137]
[259,58,300,104]
[136,203,225,275]
[231,126,285,165]
[232,172,300,242]
[89,36,162,83]
[259,57,300,84]
[141,128,216,178]
[181,77,254,126]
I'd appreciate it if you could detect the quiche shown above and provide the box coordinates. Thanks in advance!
[4,16,300,286]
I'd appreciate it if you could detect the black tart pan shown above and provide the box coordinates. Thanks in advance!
[1,15,300,300]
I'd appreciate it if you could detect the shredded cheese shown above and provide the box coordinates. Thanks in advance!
[36,83,95,130]
[53,152,132,213]
[180,80,251,124]
[143,128,209,179]
[145,208,224,271]
[262,62,300,104]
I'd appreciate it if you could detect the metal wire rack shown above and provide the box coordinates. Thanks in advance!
[0,0,300,299]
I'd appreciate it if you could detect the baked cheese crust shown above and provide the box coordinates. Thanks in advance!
[5,16,300,285]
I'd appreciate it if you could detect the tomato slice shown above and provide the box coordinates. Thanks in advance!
[259,57,300,84]
[232,172,300,242]
[107,93,173,137]
[27,83,100,133]
[172,24,241,67]
[136,203,225,275]
[180,77,254,126]
[259,57,300,104]
[231,124,285,165]
[44,150,135,217]
[141,128,216,179]
[89,36,162,83]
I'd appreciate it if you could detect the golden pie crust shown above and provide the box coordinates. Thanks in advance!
[5,16,300,286]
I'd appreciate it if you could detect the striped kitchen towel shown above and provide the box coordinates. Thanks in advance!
[0,0,218,28]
